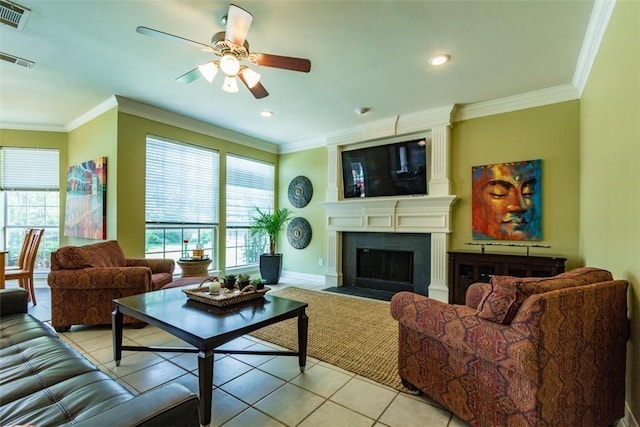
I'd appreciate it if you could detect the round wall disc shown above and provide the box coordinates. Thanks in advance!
[287,217,312,249]
[288,175,313,208]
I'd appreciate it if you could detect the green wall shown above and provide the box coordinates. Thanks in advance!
[580,0,639,418]
[66,107,118,246]
[450,101,581,267]
[278,147,328,276]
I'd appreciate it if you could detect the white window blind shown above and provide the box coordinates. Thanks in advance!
[1,147,59,190]
[146,136,219,224]
[226,155,274,226]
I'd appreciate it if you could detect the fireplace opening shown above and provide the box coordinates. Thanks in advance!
[355,248,414,293]
[357,248,413,283]
[342,232,430,296]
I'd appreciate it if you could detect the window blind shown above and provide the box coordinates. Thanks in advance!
[145,136,219,224]
[1,147,59,190]
[226,155,274,226]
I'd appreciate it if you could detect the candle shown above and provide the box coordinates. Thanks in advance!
[209,280,221,294]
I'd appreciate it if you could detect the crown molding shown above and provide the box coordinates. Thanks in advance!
[65,96,119,131]
[301,104,456,150]
[0,123,67,132]
[280,137,327,154]
[113,96,278,154]
[63,95,279,154]
[573,0,617,96]
[286,82,584,151]
[453,84,580,122]
[285,81,582,151]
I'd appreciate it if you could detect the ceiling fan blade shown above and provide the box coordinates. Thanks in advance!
[238,71,269,99]
[254,53,311,73]
[176,67,201,83]
[136,26,212,52]
[225,4,253,47]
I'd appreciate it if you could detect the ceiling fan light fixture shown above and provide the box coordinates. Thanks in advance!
[219,53,240,76]
[198,61,219,82]
[222,75,239,93]
[240,67,261,88]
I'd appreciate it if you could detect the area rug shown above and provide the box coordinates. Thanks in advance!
[250,286,410,392]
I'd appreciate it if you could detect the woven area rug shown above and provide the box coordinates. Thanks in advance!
[250,287,410,392]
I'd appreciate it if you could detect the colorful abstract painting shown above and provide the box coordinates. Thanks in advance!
[472,159,542,241]
[64,157,107,239]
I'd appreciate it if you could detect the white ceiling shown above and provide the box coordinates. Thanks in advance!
[0,1,598,150]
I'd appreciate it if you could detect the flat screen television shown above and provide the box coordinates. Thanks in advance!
[341,139,427,199]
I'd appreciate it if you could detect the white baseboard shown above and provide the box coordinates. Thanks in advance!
[280,270,325,285]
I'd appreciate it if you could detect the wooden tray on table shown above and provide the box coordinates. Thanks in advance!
[182,284,270,307]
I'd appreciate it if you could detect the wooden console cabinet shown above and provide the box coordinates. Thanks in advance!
[448,251,567,305]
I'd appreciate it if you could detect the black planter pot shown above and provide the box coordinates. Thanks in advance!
[260,253,283,284]
[224,278,236,290]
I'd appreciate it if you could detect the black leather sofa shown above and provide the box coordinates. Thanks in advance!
[0,288,200,426]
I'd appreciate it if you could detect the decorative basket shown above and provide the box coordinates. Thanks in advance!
[182,283,271,307]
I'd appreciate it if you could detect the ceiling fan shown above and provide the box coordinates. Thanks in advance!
[136,4,311,99]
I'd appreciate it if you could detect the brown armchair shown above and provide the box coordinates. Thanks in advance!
[47,240,175,331]
[390,267,629,427]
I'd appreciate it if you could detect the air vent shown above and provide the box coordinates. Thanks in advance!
[0,0,30,30]
[0,52,34,68]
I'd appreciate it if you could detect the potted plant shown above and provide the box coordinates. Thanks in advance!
[250,277,265,290]
[223,273,237,290]
[250,207,293,284]
[238,273,251,289]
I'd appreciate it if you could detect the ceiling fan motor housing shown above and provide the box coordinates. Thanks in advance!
[211,31,249,60]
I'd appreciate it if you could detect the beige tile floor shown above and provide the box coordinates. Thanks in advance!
[26,276,470,427]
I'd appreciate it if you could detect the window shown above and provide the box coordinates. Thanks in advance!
[226,155,274,268]
[145,136,219,274]
[1,147,60,270]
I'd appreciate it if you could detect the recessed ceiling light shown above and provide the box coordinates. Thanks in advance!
[355,107,370,115]
[260,110,273,117]
[428,54,451,66]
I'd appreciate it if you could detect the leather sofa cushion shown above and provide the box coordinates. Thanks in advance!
[0,314,135,426]
[477,267,613,324]
[56,241,127,269]
[0,313,56,348]
[1,370,133,426]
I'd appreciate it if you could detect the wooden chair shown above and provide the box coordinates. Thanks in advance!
[5,228,44,304]
[5,229,35,272]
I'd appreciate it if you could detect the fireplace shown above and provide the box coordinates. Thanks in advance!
[321,116,457,302]
[342,232,430,295]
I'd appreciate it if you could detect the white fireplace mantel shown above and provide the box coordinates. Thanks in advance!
[322,196,456,234]
[321,109,457,302]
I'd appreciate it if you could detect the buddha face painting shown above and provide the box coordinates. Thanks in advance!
[472,160,542,241]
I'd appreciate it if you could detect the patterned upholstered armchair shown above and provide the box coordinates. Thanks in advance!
[390,268,629,427]
[48,240,175,331]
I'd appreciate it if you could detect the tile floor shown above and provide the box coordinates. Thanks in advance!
[24,276,469,427]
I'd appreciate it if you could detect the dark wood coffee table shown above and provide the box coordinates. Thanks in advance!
[112,287,308,427]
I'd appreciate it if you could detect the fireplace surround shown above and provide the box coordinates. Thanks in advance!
[321,109,457,302]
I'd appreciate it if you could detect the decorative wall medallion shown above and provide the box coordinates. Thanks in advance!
[287,217,312,249]
[288,175,313,208]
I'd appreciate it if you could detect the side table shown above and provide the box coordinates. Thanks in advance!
[177,258,212,278]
